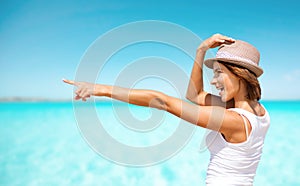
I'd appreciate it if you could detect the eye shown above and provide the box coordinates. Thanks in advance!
[214,70,222,76]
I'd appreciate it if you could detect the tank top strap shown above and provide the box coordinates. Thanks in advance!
[240,113,249,139]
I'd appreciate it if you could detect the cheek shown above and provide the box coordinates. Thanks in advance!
[225,79,239,95]
[217,75,224,84]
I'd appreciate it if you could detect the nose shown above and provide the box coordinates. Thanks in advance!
[210,76,217,86]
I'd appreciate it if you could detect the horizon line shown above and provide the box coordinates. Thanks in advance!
[0,96,299,103]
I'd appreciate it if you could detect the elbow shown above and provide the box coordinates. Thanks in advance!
[185,94,194,102]
[185,93,198,104]
[149,92,168,110]
[152,97,167,110]
[185,89,201,104]
[185,90,194,101]
[186,92,206,106]
[185,85,200,103]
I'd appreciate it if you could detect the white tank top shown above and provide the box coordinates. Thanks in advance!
[205,106,270,186]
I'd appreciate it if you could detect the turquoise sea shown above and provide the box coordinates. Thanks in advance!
[1,101,300,186]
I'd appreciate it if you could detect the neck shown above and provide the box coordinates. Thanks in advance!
[234,96,261,116]
[233,86,248,108]
[233,80,250,108]
[233,82,259,111]
[232,81,263,116]
[234,99,256,109]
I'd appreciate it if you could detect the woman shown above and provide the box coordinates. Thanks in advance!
[63,34,270,185]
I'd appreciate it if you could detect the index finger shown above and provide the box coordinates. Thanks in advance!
[222,35,235,42]
[62,79,77,86]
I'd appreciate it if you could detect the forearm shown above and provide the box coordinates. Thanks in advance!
[95,85,168,110]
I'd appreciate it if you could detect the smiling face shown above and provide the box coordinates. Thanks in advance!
[211,62,241,102]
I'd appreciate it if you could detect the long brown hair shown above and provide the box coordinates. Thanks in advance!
[219,61,261,101]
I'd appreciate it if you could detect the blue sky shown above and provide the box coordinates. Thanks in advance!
[1,0,299,100]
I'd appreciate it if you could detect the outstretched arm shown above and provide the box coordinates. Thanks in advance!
[186,34,235,108]
[62,79,244,134]
[62,79,170,109]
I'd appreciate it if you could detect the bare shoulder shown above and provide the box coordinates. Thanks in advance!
[219,110,247,133]
[221,109,252,143]
[257,104,266,116]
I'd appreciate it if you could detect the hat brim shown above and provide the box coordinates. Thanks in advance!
[204,58,263,77]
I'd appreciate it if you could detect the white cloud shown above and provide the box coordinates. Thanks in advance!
[283,69,300,82]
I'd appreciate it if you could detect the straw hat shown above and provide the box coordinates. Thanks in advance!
[204,40,263,77]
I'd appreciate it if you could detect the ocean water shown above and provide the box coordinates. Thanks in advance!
[0,101,300,186]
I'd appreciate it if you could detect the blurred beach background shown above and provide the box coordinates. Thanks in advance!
[1,0,300,185]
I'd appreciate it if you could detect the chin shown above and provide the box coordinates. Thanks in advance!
[221,96,226,102]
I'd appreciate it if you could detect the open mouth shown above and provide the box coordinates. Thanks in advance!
[217,87,225,95]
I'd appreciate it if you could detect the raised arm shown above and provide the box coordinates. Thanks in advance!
[186,34,235,108]
[62,79,245,136]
